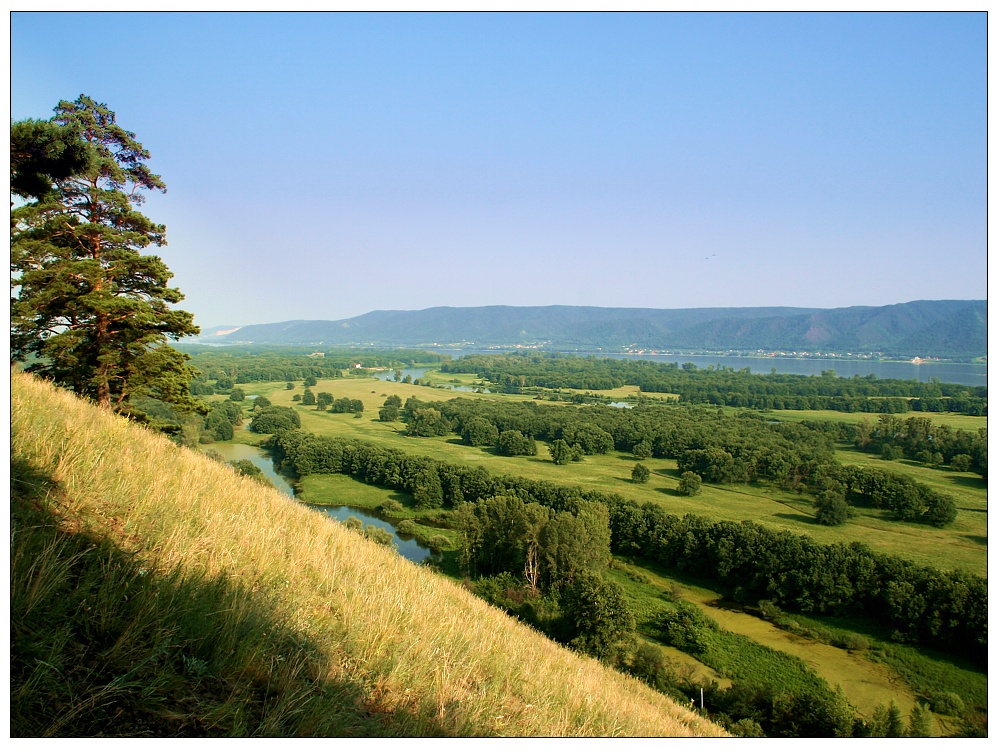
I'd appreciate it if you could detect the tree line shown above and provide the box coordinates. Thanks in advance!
[257,426,985,661]
[183,347,449,389]
[388,395,962,527]
[439,353,987,415]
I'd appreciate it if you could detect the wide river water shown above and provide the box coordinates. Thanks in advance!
[205,440,432,563]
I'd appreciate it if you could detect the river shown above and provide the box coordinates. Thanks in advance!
[204,440,432,562]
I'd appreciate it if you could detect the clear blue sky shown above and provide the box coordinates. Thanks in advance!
[10,11,987,329]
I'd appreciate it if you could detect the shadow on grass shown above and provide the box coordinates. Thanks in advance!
[963,535,987,546]
[774,512,822,526]
[9,457,462,738]
[947,474,988,491]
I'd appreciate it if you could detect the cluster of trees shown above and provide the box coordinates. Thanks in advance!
[395,396,960,527]
[854,415,987,478]
[840,466,958,527]
[302,389,364,413]
[249,406,301,434]
[258,426,984,661]
[11,96,202,424]
[607,504,985,660]
[183,348,448,387]
[440,353,986,416]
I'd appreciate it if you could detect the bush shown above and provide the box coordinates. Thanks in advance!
[631,463,650,483]
[378,499,405,516]
[676,471,701,496]
[396,519,419,536]
[928,692,965,716]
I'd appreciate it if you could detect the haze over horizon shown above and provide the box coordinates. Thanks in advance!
[10,10,986,330]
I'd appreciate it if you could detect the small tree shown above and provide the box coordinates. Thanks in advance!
[301,388,316,406]
[677,471,701,496]
[304,375,318,387]
[559,572,636,663]
[229,388,245,402]
[549,438,574,465]
[631,463,650,483]
[815,490,851,526]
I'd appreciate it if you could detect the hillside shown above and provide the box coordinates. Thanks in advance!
[200,300,987,358]
[10,370,725,738]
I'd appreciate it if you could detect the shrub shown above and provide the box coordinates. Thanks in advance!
[631,463,650,483]
[928,692,965,716]
[676,471,701,496]
[378,499,405,516]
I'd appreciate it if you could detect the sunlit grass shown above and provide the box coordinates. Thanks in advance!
[10,371,725,738]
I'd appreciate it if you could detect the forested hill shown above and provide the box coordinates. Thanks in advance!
[202,300,987,358]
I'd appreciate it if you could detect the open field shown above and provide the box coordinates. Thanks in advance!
[236,376,987,576]
[11,371,725,737]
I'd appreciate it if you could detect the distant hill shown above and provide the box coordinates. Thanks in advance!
[200,300,987,358]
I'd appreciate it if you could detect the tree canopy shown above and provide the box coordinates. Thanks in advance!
[11,96,200,420]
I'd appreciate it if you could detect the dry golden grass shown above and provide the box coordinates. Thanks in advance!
[10,370,726,737]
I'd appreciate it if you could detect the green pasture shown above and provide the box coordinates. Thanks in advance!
[232,376,986,576]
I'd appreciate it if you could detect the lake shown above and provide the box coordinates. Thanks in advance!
[204,440,432,563]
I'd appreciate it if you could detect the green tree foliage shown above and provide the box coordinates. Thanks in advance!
[229,388,245,402]
[497,430,536,456]
[906,703,933,737]
[632,440,653,459]
[440,352,986,416]
[407,406,450,436]
[537,501,611,587]
[316,392,333,410]
[301,388,316,406]
[558,572,635,663]
[814,490,851,526]
[304,375,318,387]
[412,467,444,509]
[841,465,957,527]
[11,96,200,417]
[249,406,301,434]
[631,463,650,483]
[677,471,701,496]
[252,395,271,410]
[10,118,92,199]
[549,438,575,465]
[379,402,400,422]
[462,417,499,447]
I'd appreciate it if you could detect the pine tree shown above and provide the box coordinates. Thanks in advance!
[11,96,200,417]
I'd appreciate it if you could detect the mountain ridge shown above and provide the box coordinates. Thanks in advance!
[197,300,987,358]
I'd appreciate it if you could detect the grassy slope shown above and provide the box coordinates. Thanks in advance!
[10,371,725,738]
[245,376,987,575]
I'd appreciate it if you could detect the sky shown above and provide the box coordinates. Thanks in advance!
[9,10,988,329]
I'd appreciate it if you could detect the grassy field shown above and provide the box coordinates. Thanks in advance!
[236,376,987,576]
[11,371,726,738]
